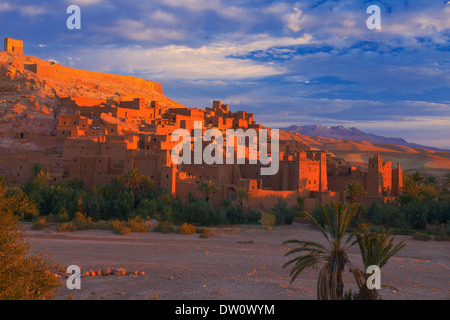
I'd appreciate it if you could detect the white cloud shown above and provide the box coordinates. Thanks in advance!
[149,10,177,24]
[64,33,313,80]
[283,8,304,32]
[18,5,47,17]
[95,19,184,42]
[159,0,221,12]
[65,0,103,6]
[0,2,11,11]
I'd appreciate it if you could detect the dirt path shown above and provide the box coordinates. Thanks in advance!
[23,222,450,300]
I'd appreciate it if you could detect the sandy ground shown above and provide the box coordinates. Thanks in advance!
[23,221,450,300]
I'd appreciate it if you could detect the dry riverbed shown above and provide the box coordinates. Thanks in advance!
[23,221,450,300]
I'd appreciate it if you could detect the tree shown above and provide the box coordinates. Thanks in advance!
[0,183,61,299]
[198,180,217,202]
[411,171,425,184]
[345,180,366,204]
[235,187,250,211]
[349,225,405,300]
[400,176,424,205]
[186,192,197,204]
[295,195,305,216]
[441,172,450,193]
[283,202,359,300]
[121,169,153,195]
[272,198,295,225]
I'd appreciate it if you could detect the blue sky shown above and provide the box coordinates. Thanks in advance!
[1,0,449,148]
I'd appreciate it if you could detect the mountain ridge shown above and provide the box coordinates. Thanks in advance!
[280,124,450,152]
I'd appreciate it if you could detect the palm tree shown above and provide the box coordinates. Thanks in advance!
[425,176,437,185]
[345,180,366,204]
[441,172,450,193]
[186,192,197,203]
[295,195,305,216]
[121,169,153,194]
[235,187,250,211]
[220,198,232,209]
[122,169,143,194]
[283,201,359,300]
[349,225,405,300]
[411,171,425,184]
[198,180,217,201]
[401,176,423,202]
[0,175,6,188]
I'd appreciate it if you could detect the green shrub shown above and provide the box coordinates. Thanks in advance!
[271,198,295,225]
[433,224,450,241]
[412,232,432,241]
[56,207,70,223]
[245,207,261,223]
[367,201,406,228]
[153,221,174,234]
[226,204,244,224]
[403,200,428,229]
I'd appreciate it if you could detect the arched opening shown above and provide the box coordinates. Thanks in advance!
[226,187,236,201]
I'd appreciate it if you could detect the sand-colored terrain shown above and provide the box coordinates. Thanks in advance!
[280,129,450,173]
[23,222,449,300]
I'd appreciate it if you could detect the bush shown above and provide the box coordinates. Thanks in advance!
[180,223,196,235]
[433,224,450,241]
[153,221,174,234]
[426,200,450,225]
[3,188,39,221]
[199,233,210,239]
[196,227,210,234]
[261,213,276,230]
[367,202,406,229]
[271,199,295,225]
[56,207,70,223]
[125,217,149,233]
[56,213,110,233]
[245,207,261,223]
[403,200,428,229]
[412,232,432,241]
[226,204,244,225]
[0,183,61,299]
[111,220,131,235]
[56,222,78,232]
[31,217,48,230]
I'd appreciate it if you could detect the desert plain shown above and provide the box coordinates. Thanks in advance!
[23,221,450,300]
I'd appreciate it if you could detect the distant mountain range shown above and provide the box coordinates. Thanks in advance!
[279,125,449,152]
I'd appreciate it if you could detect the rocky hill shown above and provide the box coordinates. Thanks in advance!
[0,51,184,152]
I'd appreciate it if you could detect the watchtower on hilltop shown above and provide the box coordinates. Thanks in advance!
[4,38,23,54]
